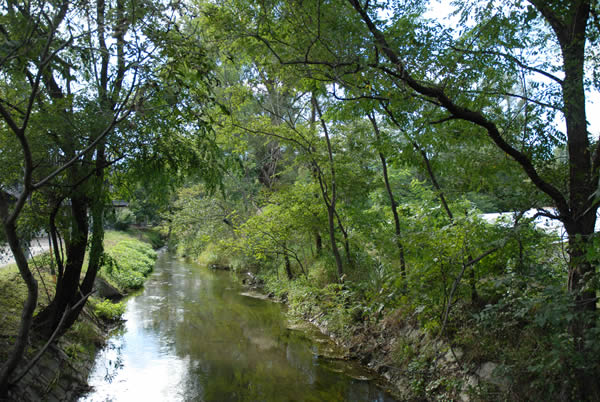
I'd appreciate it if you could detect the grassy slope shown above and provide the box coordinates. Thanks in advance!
[96,230,158,294]
[0,230,159,362]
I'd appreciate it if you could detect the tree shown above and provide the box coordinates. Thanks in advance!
[0,2,84,392]
[195,0,600,395]
[0,0,218,394]
[347,0,597,356]
[194,24,352,279]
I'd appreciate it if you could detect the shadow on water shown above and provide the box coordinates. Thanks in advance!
[80,252,397,402]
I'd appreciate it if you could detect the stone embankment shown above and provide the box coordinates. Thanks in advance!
[4,320,104,402]
[241,273,507,401]
[306,310,507,401]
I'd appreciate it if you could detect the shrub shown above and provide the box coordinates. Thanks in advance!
[93,299,126,321]
[196,242,231,268]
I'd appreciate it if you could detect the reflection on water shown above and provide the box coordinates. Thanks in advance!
[81,252,396,402]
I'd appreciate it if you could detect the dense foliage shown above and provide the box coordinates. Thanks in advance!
[161,0,600,400]
[2,0,600,400]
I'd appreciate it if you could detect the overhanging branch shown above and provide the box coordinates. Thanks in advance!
[347,0,570,217]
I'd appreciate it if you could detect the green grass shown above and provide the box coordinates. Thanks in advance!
[0,264,33,337]
[196,242,232,268]
[0,253,56,362]
[125,227,165,249]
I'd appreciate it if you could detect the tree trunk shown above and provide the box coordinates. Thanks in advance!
[469,264,479,305]
[284,252,293,280]
[551,9,599,397]
[556,5,597,315]
[315,231,322,255]
[565,217,597,317]
[313,95,344,281]
[0,197,38,397]
[35,194,89,337]
[368,113,407,277]
[67,143,106,329]
[309,96,324,258]
[327,205,344,281]
[380,155,406,277]
[49,201,64,280]
[334,209,352,265]
[564,216,598,399]
[382,105,483,300]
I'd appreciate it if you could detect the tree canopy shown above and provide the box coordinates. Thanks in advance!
[2,0,600,399]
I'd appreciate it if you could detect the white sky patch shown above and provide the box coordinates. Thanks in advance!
[424,0,458,25]
[481,209,600,237]
[587,90,600,139]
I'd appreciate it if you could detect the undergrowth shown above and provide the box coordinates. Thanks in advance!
[89,298,126,322]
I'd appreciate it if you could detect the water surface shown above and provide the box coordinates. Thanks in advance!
[81,252,396,401]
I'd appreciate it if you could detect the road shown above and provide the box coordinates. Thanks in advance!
[0,237,51,268]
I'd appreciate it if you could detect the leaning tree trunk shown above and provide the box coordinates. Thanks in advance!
[378,150,406,277]
[0,197,39,397]
[382,103,482,302]
[333,209,352,265]
[309,99,324,257]
[327,205,344,281]
[313,95,344,281]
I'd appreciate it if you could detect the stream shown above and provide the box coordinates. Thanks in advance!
[80,252,396,401]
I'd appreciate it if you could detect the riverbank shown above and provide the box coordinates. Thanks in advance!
[229,267,502,401]
[303,303,478,401]
[0,229,160,401]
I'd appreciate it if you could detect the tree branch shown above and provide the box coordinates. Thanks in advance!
[450,46,564,85]
[347,0,570,218]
